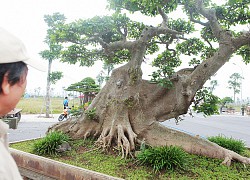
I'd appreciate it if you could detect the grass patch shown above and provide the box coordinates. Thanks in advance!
[10,138,250,179]
[10,139,36,153]
[208,134,247,155]
[137,146,188,172]
[16,97,80,114]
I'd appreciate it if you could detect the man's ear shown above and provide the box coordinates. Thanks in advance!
[1,75,10,95]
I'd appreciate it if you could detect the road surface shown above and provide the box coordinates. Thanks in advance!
[7,113,250,147]
[8,114,59,143]
[161,113,250,147]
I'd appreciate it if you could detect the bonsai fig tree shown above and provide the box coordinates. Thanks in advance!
[48,0,250,166]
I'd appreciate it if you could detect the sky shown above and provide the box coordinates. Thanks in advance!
[1,0,250,101]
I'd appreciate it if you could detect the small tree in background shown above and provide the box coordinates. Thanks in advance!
[96,71,105,87]
[228,73,243,102]
[39,13,65,117]
[96,62,114,87]
[34,87,41,97]
[66,77,100,107]
[208,80,218,93]
[220,97,234,107]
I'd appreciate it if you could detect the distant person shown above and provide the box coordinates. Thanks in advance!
[0,27,45,179]
[63,97,69,109]
[241,106,245,116]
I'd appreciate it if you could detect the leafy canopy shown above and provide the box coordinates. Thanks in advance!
[49,0,249,84]
[66,77,100,94]
[47,1,250,114]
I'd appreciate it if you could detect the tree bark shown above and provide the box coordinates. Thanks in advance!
[45,59,52,118]
[49,60,250,165]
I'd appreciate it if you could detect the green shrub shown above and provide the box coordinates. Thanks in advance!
[208,135,247,155]
[85,107,97,120]
[137,145,188,172]
[70,105,83,117]
[33,131,70,156]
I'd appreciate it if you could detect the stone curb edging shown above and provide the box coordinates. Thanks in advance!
[10,148,124,180]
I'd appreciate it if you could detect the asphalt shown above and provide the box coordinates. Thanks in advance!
[8,114,60,143]
[7,113,250,148]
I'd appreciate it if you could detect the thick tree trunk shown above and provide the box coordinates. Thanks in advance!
[49,62,250,165]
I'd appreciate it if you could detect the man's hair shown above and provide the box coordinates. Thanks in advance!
[0,61,28,93]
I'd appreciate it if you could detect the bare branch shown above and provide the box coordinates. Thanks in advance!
[195,0,222,39]
[158,7,168,27]
[190,13,209,27]
[140,26,183,43]
[201,35,213,49]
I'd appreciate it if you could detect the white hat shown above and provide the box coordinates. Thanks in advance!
[0,27,46,71]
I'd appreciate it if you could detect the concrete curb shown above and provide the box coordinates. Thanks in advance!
[10,148,123,180]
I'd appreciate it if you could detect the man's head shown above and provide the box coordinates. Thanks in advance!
[0,62,28,115]
[0,27,44,115]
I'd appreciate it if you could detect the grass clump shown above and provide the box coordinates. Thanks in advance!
[32,131,70,156]
[137,145,189,172]
[208,135,247,154]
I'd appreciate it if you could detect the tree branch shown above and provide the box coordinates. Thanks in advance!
[87,33,109,48]
[195,0,222,39]
[116,25,127,41]
[233,30,250,49]
[190,13,209,27]
[140,26,183,44]
[158,7,168,27]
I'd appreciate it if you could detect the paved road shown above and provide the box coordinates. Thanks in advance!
[8,113,250,147]
[161,113,250,147]
[8,114,60,143]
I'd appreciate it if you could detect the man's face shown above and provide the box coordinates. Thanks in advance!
[0,71,28,116]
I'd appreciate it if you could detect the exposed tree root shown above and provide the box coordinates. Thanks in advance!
[139,121,250,166]
[117,124,137,158]
[96,123,137,158]
[47,117,101,140]
[48,115,250,166]
[221,149,250,166]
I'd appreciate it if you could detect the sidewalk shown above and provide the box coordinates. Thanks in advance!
[20,114,61,122]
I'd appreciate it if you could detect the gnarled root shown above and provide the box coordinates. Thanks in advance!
[222,149,250,166]
[48,116,101,140]
[96,123,137,158]
[117,124,137,158]
[140,121,250,166]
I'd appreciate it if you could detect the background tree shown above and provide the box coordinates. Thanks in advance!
[228,73,243,102]
[66,77,100,106]
[220,97,234,109]
[96,62,115,87]
[34,87,41,97]
[96,71,105,87]
[40,13,65,117]
[49,0,250,165]
[208,80,218,93]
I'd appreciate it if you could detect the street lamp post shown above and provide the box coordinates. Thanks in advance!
[233,63,243,103]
